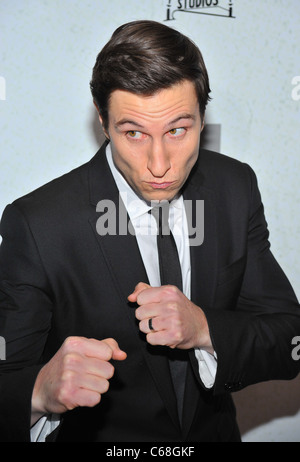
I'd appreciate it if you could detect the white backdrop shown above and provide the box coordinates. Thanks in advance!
[1,0,299,442]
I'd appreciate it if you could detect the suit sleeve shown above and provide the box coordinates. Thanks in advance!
[202,164,300,395]
[0,203,53,441]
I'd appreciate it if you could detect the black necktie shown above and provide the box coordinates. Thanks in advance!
[151,202,187,425]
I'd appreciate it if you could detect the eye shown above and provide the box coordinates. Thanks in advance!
[126,130,143,139]
[168,128,186,137]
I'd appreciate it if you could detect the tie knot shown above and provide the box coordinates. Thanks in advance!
[150,201,170,236]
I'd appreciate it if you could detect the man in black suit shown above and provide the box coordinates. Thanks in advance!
[0,20,299,442]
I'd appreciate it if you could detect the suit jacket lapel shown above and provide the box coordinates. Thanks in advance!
[87,144,180,430]
[183,158,218,311]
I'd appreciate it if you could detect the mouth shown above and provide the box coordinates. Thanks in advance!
[146,181,175,190]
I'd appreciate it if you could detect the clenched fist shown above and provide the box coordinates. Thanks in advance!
[31,336,126,425]
[128,282,213,352]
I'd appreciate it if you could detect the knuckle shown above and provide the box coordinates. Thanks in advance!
[170,321,184,343]
[62,352,80,369]
[61,368,76,384]
[57,381,76,409]
[63,336,83,353]
[103,337,117,347]
[163,285,178,296]
[100,342,113,360]
[174,330,183,342]
[167,301,179,312]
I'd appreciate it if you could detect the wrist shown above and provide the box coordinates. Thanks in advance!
[31,367,48,426]
[194,306,214,354]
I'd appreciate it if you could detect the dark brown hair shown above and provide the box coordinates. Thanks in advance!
[90,20,211,131]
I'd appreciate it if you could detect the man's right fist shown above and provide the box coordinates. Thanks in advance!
[31,336,127,425]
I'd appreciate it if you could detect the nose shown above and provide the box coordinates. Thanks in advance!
[147,140,171,178]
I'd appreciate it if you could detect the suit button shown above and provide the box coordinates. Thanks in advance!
[224,382,233,391]
[224,381,242,391]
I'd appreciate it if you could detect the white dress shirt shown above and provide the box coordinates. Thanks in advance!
[31,144,217,441]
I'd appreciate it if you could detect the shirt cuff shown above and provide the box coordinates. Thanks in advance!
[194,348,218,389]
[30,414,60,442]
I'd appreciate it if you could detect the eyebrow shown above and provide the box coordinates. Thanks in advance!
[166,113,196,128]
[115,119,144,130]
[114,113,196,131]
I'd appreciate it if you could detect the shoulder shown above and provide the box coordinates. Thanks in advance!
[10,143,110,219]
[185,149,261,218]
[192,148,257,193]
[0,160,90,240]
[198,148,252,176]
[9,148,105,221]
[20,161,88,201]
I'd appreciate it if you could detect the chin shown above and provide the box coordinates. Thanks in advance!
[144,191,177,203]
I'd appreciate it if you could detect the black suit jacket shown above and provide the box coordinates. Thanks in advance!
[0,142,299,442]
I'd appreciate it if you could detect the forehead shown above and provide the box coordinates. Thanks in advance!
[108,80,199,126]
